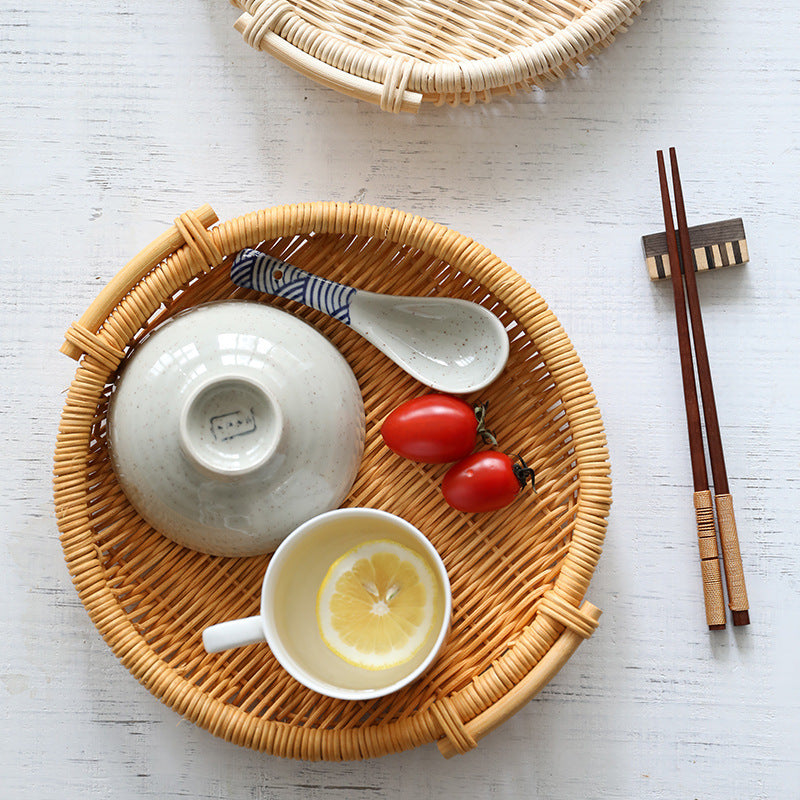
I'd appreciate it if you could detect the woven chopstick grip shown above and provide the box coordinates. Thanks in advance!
[694,490,726,629]
[714,493,750,625]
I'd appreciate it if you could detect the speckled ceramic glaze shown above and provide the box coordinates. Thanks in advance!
[107,301,365,557]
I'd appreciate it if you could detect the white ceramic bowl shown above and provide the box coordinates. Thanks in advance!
[107,300,365,557]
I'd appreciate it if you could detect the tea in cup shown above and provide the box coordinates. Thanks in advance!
[202,508,451,700]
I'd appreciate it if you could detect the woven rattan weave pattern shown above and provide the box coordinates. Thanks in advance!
[232,0,646,110]
[54,203,610,759]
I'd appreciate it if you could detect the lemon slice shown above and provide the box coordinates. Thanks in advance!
[316,540,439,670]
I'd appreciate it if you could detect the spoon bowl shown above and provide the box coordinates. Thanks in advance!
[231,249,510,394]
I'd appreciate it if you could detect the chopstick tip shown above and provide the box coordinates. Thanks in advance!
[732,610,750,627]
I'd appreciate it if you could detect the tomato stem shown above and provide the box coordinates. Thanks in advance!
[511,454,536,491]
[473,402,497,446]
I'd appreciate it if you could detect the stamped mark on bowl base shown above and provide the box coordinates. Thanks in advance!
[210,408,257,442]
[180,375,283,478]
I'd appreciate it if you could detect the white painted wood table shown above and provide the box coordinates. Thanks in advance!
[3,1,798,797]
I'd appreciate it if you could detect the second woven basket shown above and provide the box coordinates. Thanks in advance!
[232,0,646,111]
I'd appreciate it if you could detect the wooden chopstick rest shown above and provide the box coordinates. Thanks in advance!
[642,218,748,280]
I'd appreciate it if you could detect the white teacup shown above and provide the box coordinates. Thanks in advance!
[202,508,452,701]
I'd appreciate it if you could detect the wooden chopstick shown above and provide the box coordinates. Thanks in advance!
[657,150,727,630]
[668,148,750,626]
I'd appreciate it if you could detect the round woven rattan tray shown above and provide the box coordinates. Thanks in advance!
[54,203,610,760]
[231,0,646,111]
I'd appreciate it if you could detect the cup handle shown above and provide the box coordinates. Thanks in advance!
[203,615,265,653]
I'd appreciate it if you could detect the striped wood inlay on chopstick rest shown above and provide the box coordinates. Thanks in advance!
[642,218,748,280]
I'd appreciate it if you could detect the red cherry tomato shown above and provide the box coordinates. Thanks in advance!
[441,452,534,513]
[381,394,486,463]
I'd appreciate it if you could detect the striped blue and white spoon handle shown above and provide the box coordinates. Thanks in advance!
[231,248,357,325]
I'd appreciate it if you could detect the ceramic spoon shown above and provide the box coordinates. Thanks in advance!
[230,248,510,394]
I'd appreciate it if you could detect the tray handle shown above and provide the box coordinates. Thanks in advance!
[437,602,602,758]
[233,10,422,114]
[61,204,219,361]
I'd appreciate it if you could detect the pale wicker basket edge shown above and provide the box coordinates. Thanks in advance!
[232,0,647,111]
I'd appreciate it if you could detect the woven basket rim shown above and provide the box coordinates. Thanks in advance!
[233,0,645,107]
[54,202,612,759]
